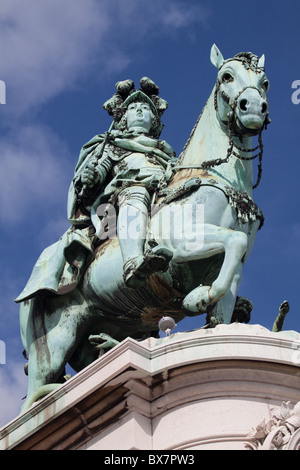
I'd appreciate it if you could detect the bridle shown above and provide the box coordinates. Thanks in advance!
[215,80,269,189]
[176,74,271,189]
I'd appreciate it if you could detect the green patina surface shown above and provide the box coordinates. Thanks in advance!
[17,46,273,412]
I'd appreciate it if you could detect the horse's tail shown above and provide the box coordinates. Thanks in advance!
[21,383,63,412]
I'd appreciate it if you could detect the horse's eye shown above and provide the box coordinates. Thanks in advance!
[262,80,269,92]
[222,72,234,83]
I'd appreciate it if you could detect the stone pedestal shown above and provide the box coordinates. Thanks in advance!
[1,324,300,450]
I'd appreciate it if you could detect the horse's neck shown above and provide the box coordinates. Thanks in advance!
[178,89,254,197]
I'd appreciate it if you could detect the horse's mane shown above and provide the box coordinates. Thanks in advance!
[177,98,209,163]
[232,52,262,72]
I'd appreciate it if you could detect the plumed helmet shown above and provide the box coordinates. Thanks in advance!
[103,77,168,122]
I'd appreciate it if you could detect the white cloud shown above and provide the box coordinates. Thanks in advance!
[37,215,70,248]
[0,0,211,225]
[0,0,212,434]
[157,1,210,29]
[0,124,72,224]
[0,0,210,117]
[106,0,209,31]
[0,361,27,428]
[0,0,112,115]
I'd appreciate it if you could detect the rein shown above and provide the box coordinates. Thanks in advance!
[176,80,269,189]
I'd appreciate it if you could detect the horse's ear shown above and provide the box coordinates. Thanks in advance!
[258,54,265,69]
[210,44,224,69]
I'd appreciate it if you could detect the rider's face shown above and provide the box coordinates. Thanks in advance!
[126,102,152,133]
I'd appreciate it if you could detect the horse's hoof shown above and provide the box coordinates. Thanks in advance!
[182,286,212,316]
[123,247,173,289]
[123,256,149,288]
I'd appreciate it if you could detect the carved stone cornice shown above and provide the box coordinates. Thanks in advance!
[1,324,300,450]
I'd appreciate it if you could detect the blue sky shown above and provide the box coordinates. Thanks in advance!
[0,0,300,426]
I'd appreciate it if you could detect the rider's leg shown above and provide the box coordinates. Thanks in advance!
[117,185,150,271]
[117,185,172,288]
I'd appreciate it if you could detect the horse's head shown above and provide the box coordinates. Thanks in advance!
[210,44,270,137]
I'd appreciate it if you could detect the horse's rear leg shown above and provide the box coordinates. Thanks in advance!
[21,295,86,412]
[175,225,247,315]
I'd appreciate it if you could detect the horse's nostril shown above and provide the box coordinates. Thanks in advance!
[261,102,268,114]
[239,99,248,111]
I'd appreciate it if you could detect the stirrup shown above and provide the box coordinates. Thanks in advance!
[123,246,173,289]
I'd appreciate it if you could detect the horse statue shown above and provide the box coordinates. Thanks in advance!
[17,45,270,411]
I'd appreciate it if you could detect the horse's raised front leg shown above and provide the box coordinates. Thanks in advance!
[208,261,243,324]
[171,224,247,315]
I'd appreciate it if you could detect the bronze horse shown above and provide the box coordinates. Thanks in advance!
[18,45,270,411]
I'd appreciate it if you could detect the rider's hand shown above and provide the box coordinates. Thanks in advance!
[81,162,99,188]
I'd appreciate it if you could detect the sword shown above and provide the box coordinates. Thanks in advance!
[78,120,115,199]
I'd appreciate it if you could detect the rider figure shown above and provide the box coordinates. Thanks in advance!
[70,78,175,288]
[16,78,176,302]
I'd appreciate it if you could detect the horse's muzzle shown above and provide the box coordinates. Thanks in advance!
[235,88,268,132]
